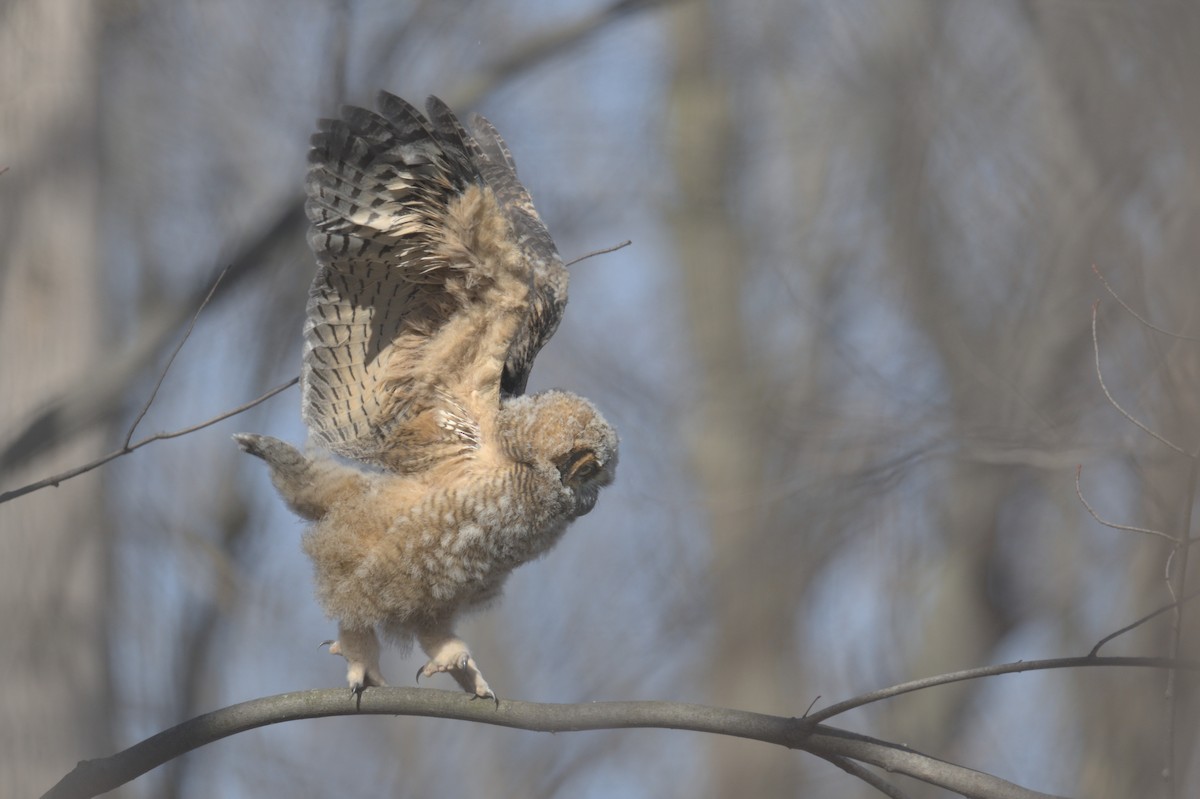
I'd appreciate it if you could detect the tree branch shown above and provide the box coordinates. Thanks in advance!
[818,753,915,799]
[448,0,680,109]
[1089,585,1200,656]
[123,266,229,449]
[1091,301,1190,456]
[1075,464,1188,544]
[51,652,1199,798]
[0,377,298,505]
[565,239,632,267]
[1091,264,1200,342]
[42,688,1064,799]
[804,655,1200,724]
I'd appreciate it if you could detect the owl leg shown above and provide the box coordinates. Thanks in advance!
[326,623,387,696]
[415,627,496,704]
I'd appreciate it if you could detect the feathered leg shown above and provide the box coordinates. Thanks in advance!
[327,623,387,696]
[232,433,363,521]
[415,625,495,703]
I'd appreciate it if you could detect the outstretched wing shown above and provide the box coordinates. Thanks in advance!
[467,112,568,395]
[301,93,567,471]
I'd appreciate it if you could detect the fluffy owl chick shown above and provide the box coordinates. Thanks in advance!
[233,390,616,700]
[235,93,617,701]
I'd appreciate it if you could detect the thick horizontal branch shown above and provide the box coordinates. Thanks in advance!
[43,688,1060,799]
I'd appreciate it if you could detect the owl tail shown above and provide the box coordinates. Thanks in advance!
[233,433,361,522]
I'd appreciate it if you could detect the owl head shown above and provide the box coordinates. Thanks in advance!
[499,389,618,518]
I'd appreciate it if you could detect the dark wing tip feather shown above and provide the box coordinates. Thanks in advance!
[469,113,520,175]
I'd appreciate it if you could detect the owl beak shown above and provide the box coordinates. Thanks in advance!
[575,487,599,516]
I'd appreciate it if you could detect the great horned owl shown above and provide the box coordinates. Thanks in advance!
[234,93,618,702]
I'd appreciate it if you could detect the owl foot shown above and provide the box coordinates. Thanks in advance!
[415,636,497,705]
[325,625,387,699]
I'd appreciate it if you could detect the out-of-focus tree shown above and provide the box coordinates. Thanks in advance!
[0,3,112,797]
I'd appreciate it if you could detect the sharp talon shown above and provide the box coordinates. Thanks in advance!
[415,666,423,684]
[320,640,334,649]
[470,692,499,708]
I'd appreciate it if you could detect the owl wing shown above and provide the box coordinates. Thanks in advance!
[301,93,568,471]
[466,112,569,396]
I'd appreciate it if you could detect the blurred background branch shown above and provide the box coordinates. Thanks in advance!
[4,0,1200,797]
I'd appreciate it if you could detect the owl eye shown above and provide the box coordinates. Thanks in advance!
[560,450,600,484]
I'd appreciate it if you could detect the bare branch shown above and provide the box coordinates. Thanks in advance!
[448,0,681,108]
[1091,265,1200,342]
[1075,465,1187,544]
[1088,271,1200,792]
[1089,585,1200,657]
[0,378,298,505]
[0,205,304,477]
[1163,455,1199,796]
[565,239,632,267]
[804,655,1200,725]
[819,754,914,799]
[124,265,230,448]
[41,688,1068,799]
[1091,301,1190,457]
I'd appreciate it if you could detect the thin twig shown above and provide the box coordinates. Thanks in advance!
[819,754,914,799]
[1075,465,1188,544]
[1090,269,1200,795]
[1092,265,1200,342]
[0,377,298,505]
[124,266,230,448]
[1089,584,1200,657]
[1165,547,1180,604]
[1091,301,1190,456]
[804,655,1200,725]
[1164,455,1198,799]
[565,239,632,267]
